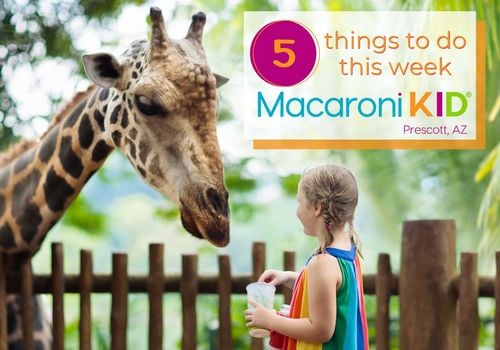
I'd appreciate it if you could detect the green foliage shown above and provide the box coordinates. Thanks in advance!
[230,296,252,348]
[155,205,180,220]
[41,25,75,58]
[225,171,256,193]
[61,195,107,235]
[476,146,498,183]
[280,173,301,196]
[224,158,260,221]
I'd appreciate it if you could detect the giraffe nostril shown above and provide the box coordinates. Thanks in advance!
[206,188,228,216]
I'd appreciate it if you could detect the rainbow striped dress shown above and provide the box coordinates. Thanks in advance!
[281,246,369,350]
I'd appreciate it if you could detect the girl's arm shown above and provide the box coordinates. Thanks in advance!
[247,254,341,343]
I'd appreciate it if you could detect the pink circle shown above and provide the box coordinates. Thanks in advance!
[250,20,318,87]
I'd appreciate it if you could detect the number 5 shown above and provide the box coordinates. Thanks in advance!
[273,39,296,68]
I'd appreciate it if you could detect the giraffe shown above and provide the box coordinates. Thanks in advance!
[0,7,230,348]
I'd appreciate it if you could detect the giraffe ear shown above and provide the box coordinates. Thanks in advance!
[214,73,229,88]
[82,53,123,88]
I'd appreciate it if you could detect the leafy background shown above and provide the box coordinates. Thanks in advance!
[0,0,498,348]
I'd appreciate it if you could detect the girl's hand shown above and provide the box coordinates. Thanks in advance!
[245,300,277,330]
[259,269,298,288]
[259,269,288,286]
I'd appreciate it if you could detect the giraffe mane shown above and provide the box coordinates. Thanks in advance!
[0,84,98,168]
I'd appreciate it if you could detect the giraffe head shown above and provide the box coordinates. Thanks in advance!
[82,8,230,247]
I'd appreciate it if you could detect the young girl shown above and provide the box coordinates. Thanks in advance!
[245,164,369,349]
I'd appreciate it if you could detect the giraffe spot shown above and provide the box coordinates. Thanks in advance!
[78,114,94,149]
[99,88,110,101]
[126,82,131,90]
[129,128,138,141]
[44,168,75,212]
[91,140,113,162]
[121,109,129,129]
[122,94,126,101]
[126,138,136,160]
[112,94,120,102]
[132,71,138,79]
[93,109,105,131]
[0,224,16,249]
[135,62,141,69]
[190,151,201,168]
[103,104,108,114]
[17,203,43,245]
[127,98,133,110]
[166,144,180,158]
[110,105,121,124]
[149,155,163,178]
[12,170,41,216]
[137,165,146,178]
[112,131,122,147]
[138,140,150,164]
[39,127,58,163]
[0,169,10,188]
[63,99,86,128]
[13,148,35,174]
[59,136,84,178]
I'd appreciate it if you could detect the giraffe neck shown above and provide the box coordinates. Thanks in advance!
[0,86,118,254]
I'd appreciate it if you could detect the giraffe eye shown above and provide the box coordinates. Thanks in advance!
[134,95,164,116]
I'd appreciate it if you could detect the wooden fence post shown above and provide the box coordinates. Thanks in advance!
[111,253,128,350]
[376,253,392,350]
[458,252,479,350]
[51,243,65,350]
[148,244,164,350]
[399,220,457,350]
[181,255,198,350]
[20,255,34,349]
[79,250,93,350]
[218,255,232,350]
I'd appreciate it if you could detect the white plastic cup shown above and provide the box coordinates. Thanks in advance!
[246,282,276,338]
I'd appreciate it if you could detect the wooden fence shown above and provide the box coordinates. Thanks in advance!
[0,219,498,350]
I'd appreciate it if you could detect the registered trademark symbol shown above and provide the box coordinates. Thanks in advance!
[466,92,472,98]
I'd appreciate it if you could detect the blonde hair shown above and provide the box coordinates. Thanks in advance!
[300,164,362,256]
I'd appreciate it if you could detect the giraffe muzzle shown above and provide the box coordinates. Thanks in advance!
[179,187,230,247]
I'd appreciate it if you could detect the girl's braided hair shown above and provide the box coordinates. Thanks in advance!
[301,164,362,256]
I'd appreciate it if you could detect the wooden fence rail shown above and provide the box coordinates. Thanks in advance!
[0,220,498,350]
